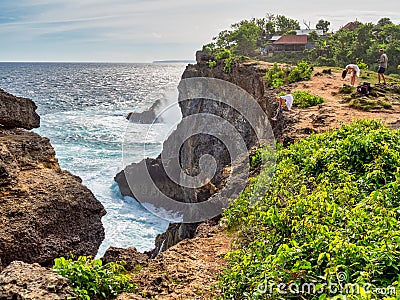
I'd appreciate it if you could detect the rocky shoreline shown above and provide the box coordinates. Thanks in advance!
[0,88,106,298]
[1,53,399,299]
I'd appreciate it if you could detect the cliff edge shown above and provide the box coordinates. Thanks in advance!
[0,88,106,268]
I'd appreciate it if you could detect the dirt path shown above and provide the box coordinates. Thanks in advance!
[117,224,232,300]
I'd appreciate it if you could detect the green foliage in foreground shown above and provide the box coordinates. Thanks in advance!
[265,61,313,88]
[279,90,325,108]
[53,255,136,300]
[220,120,400,299]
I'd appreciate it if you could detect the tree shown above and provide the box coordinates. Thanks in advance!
[308,30,319,42]
[376,17,393,28]
[275,15,300,34]
[229,21,262,56]
[316,19,330,34]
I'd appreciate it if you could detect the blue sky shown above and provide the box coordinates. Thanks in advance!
[0,0,399,62]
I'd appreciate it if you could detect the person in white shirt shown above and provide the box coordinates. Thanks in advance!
[271,89,294,121]
[342,64,361,86]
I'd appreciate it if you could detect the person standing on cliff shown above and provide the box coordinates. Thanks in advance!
[377,49,388,85]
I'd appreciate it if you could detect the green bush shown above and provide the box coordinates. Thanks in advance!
[265,63,288,88]
[53,255,136,299]
[207,60,217,68]
[215,48,232,60]
[279,90,324,108]
[265,61,313,88]
[219,120,400,300]
[288,61,313,83]
[356,58,369,70]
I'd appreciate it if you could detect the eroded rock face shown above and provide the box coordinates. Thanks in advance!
[0,261,75,300]
[0,88,40,130]
[0,128,106,267]
[101,246,149,271]
[115,52,284,253]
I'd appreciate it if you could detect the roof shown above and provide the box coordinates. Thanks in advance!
[273,35,308,45]
[341,22,360,31]
[269,35,282,41]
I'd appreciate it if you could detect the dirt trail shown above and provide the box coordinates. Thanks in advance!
[287,68,400,137]
[117,224,231,300]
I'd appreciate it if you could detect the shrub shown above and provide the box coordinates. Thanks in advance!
[265,61,313,88]
[53,255,136,299]
[219,120,400,300]
[356,58,369,70]
[215,48,232,60]
[207,60,217,68]
[265,62,288,88]
[287,61,313,83]
[279,90,324,108]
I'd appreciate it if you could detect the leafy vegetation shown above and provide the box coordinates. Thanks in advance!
[265,61,313,88]
[219,120,400,300]
[53,255,136,300]
[279,90,325,108]
[207,60,217,68]
[203,14,400,75]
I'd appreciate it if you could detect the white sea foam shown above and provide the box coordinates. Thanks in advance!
[0,62,186,257]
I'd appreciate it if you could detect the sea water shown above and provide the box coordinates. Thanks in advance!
[0,62,186,256]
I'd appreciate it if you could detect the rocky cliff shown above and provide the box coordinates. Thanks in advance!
[115,51,282,253]
[0,88,106,268]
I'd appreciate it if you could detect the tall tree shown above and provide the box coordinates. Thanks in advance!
[275,15,300,34]
[229,21,262,56]
[316,19,330,34]
[376,17,393,28]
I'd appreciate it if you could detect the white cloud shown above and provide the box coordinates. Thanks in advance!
[1,0,399,61]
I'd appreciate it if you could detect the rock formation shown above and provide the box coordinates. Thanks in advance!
[115,51,279,253]
[0,261,75,299]
[101,246,149,271]
[0,88,106,267]
[0,88,40,130]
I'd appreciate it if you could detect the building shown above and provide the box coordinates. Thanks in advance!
[272,35,308,51]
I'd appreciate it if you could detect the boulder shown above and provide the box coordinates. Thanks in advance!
[101,246,149,271]
[0,128,106,267]
[0,261,75,299]
[0,88,40,129]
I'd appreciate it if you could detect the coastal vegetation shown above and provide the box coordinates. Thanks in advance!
[53,255,136,299]
[279,90,325,108]
[219,120,400,299]
[203,14,400,75]
[264,61,313,87]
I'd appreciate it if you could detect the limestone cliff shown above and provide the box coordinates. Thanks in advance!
[115,51,280,253]
[0,88,106,267]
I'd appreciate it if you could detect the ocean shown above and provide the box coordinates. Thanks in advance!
[0,62,187,256]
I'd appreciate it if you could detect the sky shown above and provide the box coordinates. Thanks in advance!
[0,0,399,62]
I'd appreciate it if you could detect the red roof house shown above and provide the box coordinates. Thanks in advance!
[273,35,308,51]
